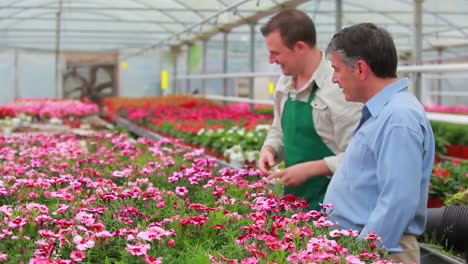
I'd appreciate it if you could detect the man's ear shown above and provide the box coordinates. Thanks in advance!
[355,60,369,80]
[294,41,308,53]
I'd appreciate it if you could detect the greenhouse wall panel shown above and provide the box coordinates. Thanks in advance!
[119,55,160,97]
[18,51,56,99]
[0,50,15,105]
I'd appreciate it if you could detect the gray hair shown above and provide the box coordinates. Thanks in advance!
[325,23,398,78]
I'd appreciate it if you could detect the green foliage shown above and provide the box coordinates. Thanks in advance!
[431,121,468,146]
[444,189,468,206]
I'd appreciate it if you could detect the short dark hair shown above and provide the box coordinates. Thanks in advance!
[326,23,397,78]
[261,9,316,50]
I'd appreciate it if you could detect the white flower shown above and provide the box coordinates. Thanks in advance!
[245,150,259,163]
[255,124,271,131]
[229,151,245,164]
[196,128,205,136]
[236,129,245,136]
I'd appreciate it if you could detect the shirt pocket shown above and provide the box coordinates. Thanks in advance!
[311,99,330,120]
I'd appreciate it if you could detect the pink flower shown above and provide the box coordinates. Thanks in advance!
[0,253,7,261]
[70,249,86,261]
[345,255,365,264]
[28,256,55,264]
[365,232,381,242]
[241,256,259,264]
[38,229,55,238]
[313,217,334,227]
[75,211,95,226]
[175,186,188,196]
[126,242,150,256]
[28,192,40,198]
[8,217,27,228]
[319,202,334,209]
[144,255,163,264]
[73,235,95,251]
[212,225,227,230]
[52,204,69,215]
[112,170,125,177]
[137,226,172,241]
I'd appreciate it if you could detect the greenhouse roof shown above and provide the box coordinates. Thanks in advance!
[1,0,468,55]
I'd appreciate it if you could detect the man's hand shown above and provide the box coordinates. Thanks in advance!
[257,146,276,174]
[267,160,331,187]
[267,163,311,187]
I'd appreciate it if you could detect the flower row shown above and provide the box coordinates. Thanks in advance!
[0,131,387,263]
[424,104,468,115]
[0,98,99,119]
[102,96,273,166]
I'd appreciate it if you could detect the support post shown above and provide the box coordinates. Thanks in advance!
[222,31,229,105]
[248,23,256,111]
[14,49,19,100]
[55,0,63,98]
[171,47,179,94]
[201,39,208,95]
[335,0,343,32]
[186,43,192,94]
[413,0,424,101]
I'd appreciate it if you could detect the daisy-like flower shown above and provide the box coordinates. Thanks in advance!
[175,186,188,196]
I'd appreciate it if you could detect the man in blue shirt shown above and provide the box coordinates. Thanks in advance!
[324,23,435,264]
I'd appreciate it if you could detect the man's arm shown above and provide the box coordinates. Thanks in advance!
[359,125,424,252]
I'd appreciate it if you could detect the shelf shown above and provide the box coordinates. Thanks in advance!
[427,112,468,125]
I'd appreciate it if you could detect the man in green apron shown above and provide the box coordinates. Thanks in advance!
[257,10,362,211]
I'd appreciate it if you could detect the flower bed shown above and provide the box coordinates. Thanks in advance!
[0,132,388,263]
[1,98,99,120]
[102,96,273,165]
[424,104,468,115]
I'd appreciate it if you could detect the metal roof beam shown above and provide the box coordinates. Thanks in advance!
[0,5,263,12]
[2,28,257,35]
[3,34,165,40]
[0,16,194,25]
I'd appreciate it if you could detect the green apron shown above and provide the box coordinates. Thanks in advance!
[281,83,334,211]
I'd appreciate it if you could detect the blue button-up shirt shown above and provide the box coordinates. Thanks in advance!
[323,78,435,252]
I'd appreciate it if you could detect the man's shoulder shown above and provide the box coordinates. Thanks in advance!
[381,93,428,129]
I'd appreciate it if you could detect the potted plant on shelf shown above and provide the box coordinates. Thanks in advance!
[428,160,468,208]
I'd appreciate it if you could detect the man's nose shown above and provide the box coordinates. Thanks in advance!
[269,54,275,64]
[332,73,339,83]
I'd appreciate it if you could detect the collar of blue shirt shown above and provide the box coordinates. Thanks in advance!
[365,78,411,118]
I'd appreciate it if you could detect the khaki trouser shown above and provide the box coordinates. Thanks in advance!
[384,234,420,264]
